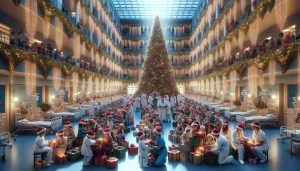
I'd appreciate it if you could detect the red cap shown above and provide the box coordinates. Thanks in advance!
[251,122,260,128]
[236,124,244,129]
[87,130,95,138]
[137,131,144,138]
[79,119,86,125]
[105,126,111,132]
[212,128,220,136]
[154,127,162,135]
[65,121,71,127]
[56,130,64,136]
[222,121,229,126]
[36,127,46,135]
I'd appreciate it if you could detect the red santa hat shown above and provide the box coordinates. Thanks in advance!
[251,122,260,128]
[108,113,113,118]
[212,128,220,136]
[93,96,96,99]
[149,118,154,123]
[36,127,46,135]
[155,113,159,116]
[154,126,162,135]
[236,124,244,129]
[222,121,229,126]
[191,121,200,128]
[87,130,95,138]
[90,117,97,122]
[185,125,192,131]
[137,131,144,138]
[104,126,111,132]
[79,119,86,125]
[64,121,71,127]
[56,130,64,136]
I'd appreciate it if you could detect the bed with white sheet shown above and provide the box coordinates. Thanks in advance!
[225,109,256,120]
[208,104,226,110]
[238,114,278,126]
[216,106,237,113]
[279,126,300,140]
[15,116,62,134]
[46,111,83,120]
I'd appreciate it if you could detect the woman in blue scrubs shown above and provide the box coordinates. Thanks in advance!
[150,127,167,166]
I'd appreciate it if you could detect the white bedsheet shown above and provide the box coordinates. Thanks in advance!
[242,114,277,123]
[17,119,52,127]
[216,106,236,112]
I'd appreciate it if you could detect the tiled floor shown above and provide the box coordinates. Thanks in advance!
[1,110,300,171]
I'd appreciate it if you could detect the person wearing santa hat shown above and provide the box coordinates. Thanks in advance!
[250,122,268,163]
[221,121,231,143]
[103,126,114,155]
[181,125,192,160]
[96,127,105,139]
[90,117,100,132]
[150,127,167,166]
[34,127,53,166]
[55,130,67,147]
[76,119,87,146]
[191,121,200,135]
[64,121,75,149]
[209,128,233,165]
[81,130,97,166]
[143,126,151,139]
[231,123,247,164]
[78,100,86,116]
[138,131,149,167]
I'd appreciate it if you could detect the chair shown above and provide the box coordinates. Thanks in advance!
[33,152,47,168]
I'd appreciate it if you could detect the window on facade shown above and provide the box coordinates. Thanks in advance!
[287,84,298,108]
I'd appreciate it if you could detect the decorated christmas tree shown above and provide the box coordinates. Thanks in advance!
[135,17,179,96]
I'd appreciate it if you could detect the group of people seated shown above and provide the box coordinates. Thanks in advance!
[33,93,269,168]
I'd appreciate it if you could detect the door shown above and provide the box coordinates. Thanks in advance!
[36,86,43,107]
[287,84,298,109]
[240,86,244,102]
[0,85,5,113]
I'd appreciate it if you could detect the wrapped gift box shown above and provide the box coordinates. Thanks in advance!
[179,143,190,153]
[100,155,108,166]
[56,154,67,164]
[168,150,180,162]
[107,157,118,169]
[128,144,138,155]
[113,146,126,159]
[168,144,179,151]
[124,127,130,133]
[195,131,206,139]
[169,130,175,135]
[35,160,47,169]
[133,131,138,137]
[49,140,58,149]
[192,153,203,165]
[131,127,136,131]
[136,124,140,129]
[91,145,102,157]
[204,153,218,166]
[66,149,80,162]
[119,140,129,149]
[94,156,102,166]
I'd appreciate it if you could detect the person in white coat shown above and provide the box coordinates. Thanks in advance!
[148,95,153,107]
[34,127,53,166]
[210,128,233,165]
[170,95,176,113]
[138,131,148,167]
[231,124,247,164]
[78,101,86,116]
[89,97,98,115]
[220,121,231,143]
[81,130,97,166]
[157,98,168,122]
[141,94,148,109]
[250,122,269,163]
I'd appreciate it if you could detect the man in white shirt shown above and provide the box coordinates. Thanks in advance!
[138,131,148,167]
[157,97,168,122]
[34,127,53,166]
[210,128,233,165]
[250,122,268,163]
[89,96,98,115]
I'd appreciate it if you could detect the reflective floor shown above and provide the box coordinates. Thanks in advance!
[1,110,300,171]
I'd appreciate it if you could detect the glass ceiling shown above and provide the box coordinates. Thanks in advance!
[111,0,202,20]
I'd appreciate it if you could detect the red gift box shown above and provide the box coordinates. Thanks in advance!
[94,156,102,166]
[107,157,118,169]
[168,144,179,151]
[99,155,108,166]
[56,154,67,164]
[128,144,138,155]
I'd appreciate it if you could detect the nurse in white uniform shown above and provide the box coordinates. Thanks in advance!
[210,128,233,165]
[250,122,269,163]
[231,124,247,164]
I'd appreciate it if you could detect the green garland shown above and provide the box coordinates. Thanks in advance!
[193,41,299,82]
[191,0,275,65]
[0,42,129,83]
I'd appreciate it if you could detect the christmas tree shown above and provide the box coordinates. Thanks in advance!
[135,17,179,96]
